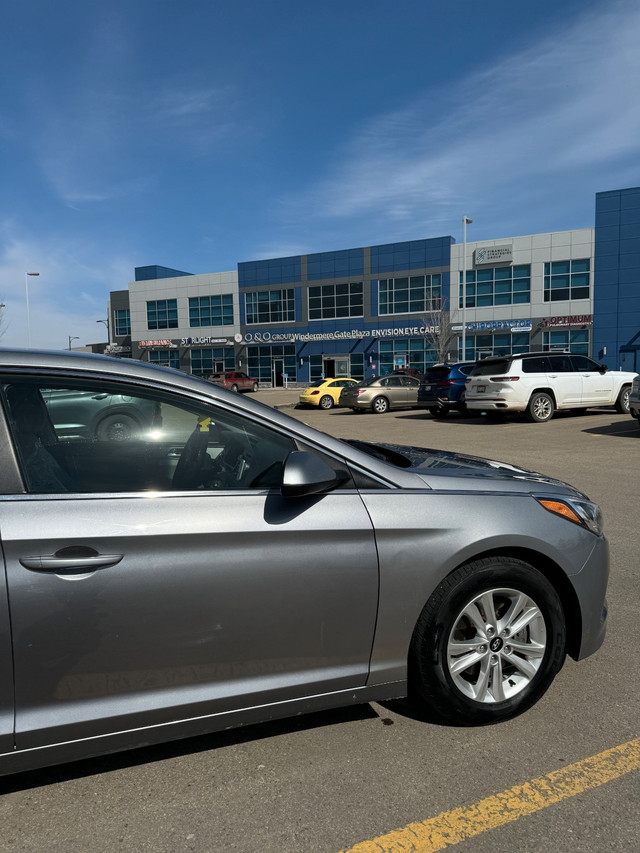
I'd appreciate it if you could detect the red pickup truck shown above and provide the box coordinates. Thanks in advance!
[208,371,259,392]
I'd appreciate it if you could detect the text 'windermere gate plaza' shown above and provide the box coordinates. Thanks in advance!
[106,186,640,384]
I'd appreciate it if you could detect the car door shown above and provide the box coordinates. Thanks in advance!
[0,375,379,751]
[383,375,407,407]
[401,376,420,406]
[570,355,615,404]
[545,354,580,407]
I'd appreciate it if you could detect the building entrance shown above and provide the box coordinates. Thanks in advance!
[323,356,349,378]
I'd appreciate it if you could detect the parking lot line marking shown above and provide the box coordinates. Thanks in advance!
[340,737,640,853]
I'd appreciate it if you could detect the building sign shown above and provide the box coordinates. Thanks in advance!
[139,339,177,348]
[180,336,232,347]
[104,344,131,354]
[541,314,592,327]
[474,245,513,265]
[465,319,532,332]
[243,325,438,344]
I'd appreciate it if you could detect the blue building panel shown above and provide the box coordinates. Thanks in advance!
[594,187,640,370]
[135,265,193,281]
[238,257,301,287]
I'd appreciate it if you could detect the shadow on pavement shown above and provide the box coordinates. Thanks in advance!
[0,704,380,793]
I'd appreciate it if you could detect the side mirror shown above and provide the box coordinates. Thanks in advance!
[281,451,341,498]
[599,363,609,373]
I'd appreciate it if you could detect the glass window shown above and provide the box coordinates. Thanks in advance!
[542,330,590,355]
[308,282,363,321]
[1,377,296,494]
[544,259,591,302]
[247,344,297,384]
[459,267,530,308]
[149,350,180,369]
[189,295,234,327]
[245,290,295,324]
[378,275,441,315]
[114,309,131,336]
[191,347,235,377]
[147,299,178,330]
[460,332,531,361]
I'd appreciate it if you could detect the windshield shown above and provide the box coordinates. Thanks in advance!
[470,359,510,376]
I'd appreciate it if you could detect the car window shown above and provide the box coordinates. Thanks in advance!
[521,357,549,373]
[386,376,404,387]
[470,359,510,376]
[547,355,572,372]
[570,355,600,372]
[401,376,420,387]
[1,378,295,495]
[424,366,451,381]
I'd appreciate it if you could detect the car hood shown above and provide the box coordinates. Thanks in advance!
[344,440,586,496]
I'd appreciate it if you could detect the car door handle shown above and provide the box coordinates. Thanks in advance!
[19,549,124,573]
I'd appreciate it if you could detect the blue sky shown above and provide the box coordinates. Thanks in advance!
[1,0,638,349]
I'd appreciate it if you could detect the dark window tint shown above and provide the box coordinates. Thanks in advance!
[470,359,510,376]
[424,366,451,381]
[571,355,600,372]
[547,355,572,372]
[522,357,549,373]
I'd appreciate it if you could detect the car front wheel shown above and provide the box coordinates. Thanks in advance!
[527,392,554,423]
[251,382,258,392]
[319,395,334,410]
[371,396,389,414]
[96,414,139,442]
[411,557,566,725]
[615,385,631,414]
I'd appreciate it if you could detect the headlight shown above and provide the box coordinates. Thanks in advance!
[534,495,604,536]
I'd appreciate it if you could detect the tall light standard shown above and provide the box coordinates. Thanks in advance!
[68,335,79,350]
[25,271,40,347]
[461,218,472,360]
[96,318,110,343]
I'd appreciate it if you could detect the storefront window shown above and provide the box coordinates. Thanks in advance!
[247,344,297,384]
[190,348,235,377]
[542,329,589,354]
[460,332,530,361]
[378,339,437,375]
[148,350,180,369]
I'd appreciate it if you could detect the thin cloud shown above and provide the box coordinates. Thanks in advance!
[295,0,640,228]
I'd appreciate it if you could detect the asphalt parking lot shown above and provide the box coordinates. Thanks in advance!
[1,397,638,853]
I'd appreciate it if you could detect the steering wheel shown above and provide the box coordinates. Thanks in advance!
[172,426,212,490]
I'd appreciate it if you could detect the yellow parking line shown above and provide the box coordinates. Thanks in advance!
[340,737,640,853]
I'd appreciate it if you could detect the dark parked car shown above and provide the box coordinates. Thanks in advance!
[42,387,162,441]
[417,362,476,418]
[0,349,608,775]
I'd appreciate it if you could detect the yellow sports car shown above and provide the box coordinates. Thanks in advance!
[298,377,358,409]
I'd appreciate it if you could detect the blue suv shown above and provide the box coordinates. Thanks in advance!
[417,362,476,418]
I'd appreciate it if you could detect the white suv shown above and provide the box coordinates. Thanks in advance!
[465,352,635,422]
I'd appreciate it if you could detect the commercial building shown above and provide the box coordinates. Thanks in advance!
[107,186,638,383]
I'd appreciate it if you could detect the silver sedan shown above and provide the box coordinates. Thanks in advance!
[0,350,608,776]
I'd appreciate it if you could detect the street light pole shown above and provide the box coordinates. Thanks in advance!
[68,336,80,350]
[461,218,472,360]
[25,272,40,347]
[96,318,110,343]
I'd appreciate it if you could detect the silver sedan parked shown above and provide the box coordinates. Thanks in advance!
[0,349,608,776]
[339,373,420,413]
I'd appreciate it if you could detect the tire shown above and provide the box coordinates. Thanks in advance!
[251,382,258,393]
[430,407,448,419]
[96,413,138,442]
[319,395,334,410]
[230,384,239,393]
[371,396,389,414]
[615,385,631,415]
[526,392,554,423]
[411,557,566,725]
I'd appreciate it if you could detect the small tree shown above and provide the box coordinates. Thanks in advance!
[421,298,459,365]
